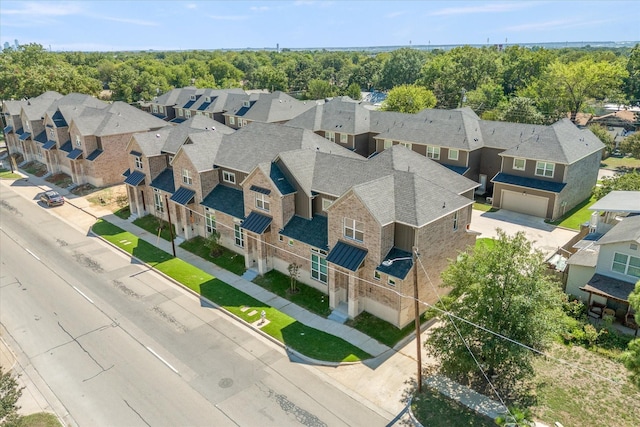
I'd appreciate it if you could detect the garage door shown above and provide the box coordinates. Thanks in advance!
[501,190,549,218]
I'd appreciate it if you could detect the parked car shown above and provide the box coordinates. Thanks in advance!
[40,190,64,207]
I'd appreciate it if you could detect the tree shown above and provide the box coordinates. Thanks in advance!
[305,79,335,100]
[343,82,362,101]
[288,263,300,294]
[424,230,565,398]
[498,97,545,125]
[381,84,436,114]
[495,406,535,427]
[588,124,615,153]
[464,81,506,113]
[204,230,222,257]
[621,281,640,388]
[620,132,640,158]
[379,48,426,90]
[624,44,640,103]
[0,366,23,426]
[593,171,640,199]
[248,66,288,91]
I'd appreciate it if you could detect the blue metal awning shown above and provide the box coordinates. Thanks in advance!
[3,125,12,133]
[67,149,83,160]
[241,211,272,234]
[130,150,142,157]
[124,170,145,186]
[86,149,103,161]
[492,172,566,193]
[170,186,195,205]
[327,241,368,272]
[169,117,187,124]
[19,131,31,140]
[42,140,57,150]
[250,185,271,195]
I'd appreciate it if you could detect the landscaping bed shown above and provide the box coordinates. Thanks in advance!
[45,172,73,188]
[22,161,48,177]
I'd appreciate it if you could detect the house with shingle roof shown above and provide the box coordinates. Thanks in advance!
[144,87,246,123]
[287,98,604,220]
[127,120,479,327]
[222,91,315,130]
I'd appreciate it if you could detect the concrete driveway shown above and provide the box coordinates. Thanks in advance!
[471,209,578,259]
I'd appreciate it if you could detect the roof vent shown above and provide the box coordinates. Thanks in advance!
[156,133,160,138]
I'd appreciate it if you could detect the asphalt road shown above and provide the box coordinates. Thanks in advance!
[0,183,391,426]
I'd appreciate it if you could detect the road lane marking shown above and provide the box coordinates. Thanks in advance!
[145,346,179,374]
[72,286,94,304]
[25,248,40,261]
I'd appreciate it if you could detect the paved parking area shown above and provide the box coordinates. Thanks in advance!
[471,209,578,259]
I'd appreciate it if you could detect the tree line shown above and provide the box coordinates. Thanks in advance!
[1,43,639,125]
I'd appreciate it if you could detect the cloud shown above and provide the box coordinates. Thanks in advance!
[100,16,159,26]
[429,2,532,16]
[0,1,83,16]
[186,3,197,9]
[250,6,270,12]
[208,14,249,21]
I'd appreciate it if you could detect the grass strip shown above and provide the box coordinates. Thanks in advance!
[0,168,22,179]
[92,219,370,362]
[179,236,246,276]
[411,386,495,426]
[548,195,597,230]
[132,214,176,242]
[252,270,331,317]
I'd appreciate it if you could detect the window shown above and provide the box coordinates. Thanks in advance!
[190,95,196,101]
[238,118,248,127]
[513,158,526,171]
[168,155,174,164]
[344,218,364,242]
[340,133,348,144]
[255,193,270,212]
[25,121,30,131]
[152,105,158,113]
[400,142,412,150]
[242,100,251,108]
[279,235,284,242]
[159,106,164,114]
[374,271,381,281]
[612,253,640,278]
[49,129,55,139]
[178,109,183,117]
[453,211,459,231]
[229,116,235,125]
[322,198,333,211]
[222,170,236,184]
[205,209,216,234]
[448,149,459,161]
[427,146,440,160]
[185,110,191,118]
[388,278,396,286]
[135,156,143,169]
[311,249,328,283]
[535,161,555,178]
[383,140,393,149]
[75,135,81,147]
[234,224,244,247]
[182,168,193,185]
[154,189,164,213]
[325,131,335,142]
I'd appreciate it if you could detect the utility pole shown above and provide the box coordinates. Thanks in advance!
[413,247,422,393]
[165,195,176,257]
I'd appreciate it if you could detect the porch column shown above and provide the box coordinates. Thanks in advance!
[328,266,338,309]
[347,272,358,318]
[256,235,267,274]
[182,206,192,241]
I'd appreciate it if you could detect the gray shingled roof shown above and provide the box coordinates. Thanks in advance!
[2,99,25,116]
[479,120,539,150]
[596,216,640,245]
[189,88,246,113]
[177,129,227,172]
[214,122,361,173]
[44,93,107,123]
[72,102,167,137]
[286,97,371,135]
[21,91,64,121]
[226,91,315,123]
[500,119,604,164]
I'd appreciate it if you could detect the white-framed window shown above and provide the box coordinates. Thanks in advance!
[243,100,251,108]
[178,109,183,117]
[75,135,81,147]
[234,224,244,247]
[159,106,164,114]
[154,189,164,213]
[255,193,270,212]
[222,170,236,184]
[229,116,235,125]
[182,168,193,185]
[325,131,335,142]
[344,217,364,242]
[388,277,396,286]
[340,133,348,144]
[448,149,459,161]
[152,104,158,113]
[205,208,216,234]
[25,121,30,131]
[311,248,328,284]
[190,94,196,101]
[49,129,55,140]
[322,198,333,211]
[168,155,174,164]
[185,110,191,118]
[383,139,393,149]
[612,252,640,278]
[374,271,381,281]
[453,211,459,231]
[535,161,555,178]
[400,142,412,150]
[513,158,526,171]
[135,156,143,169]
[427,146,440,160]
[238,118,247,127]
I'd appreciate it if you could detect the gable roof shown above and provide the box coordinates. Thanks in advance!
[21,91,64,121]
[44,93,108,127]
[286,97,371,135]
[596,216,640,246]
[226,91,314,123]
[499,119,604,164]
[177,128,227,172]
[589,191,640,213]
[72,102,167,137]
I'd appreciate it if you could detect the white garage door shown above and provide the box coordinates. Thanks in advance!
[501,190,549,218]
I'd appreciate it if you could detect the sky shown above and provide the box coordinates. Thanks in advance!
[1,0,639,52]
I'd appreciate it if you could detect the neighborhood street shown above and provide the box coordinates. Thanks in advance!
[0,180,394,426]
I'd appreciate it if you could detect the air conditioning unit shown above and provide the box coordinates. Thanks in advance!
[486,196,493,204]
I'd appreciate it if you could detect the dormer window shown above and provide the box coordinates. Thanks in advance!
[49,129,55,140]
[190,95,196,101]
[205,96,211,102]
[25,121,30,131]
[185,110,191,118]
[135,156,143,169]
[75,135,81,147]
[229,116,235,125]
[152,105,158,113]
[242,100,251,108]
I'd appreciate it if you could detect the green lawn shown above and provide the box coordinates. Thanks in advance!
[548,195,597,230]
[472,202,497,212]
[601,155,640,171]
[346,310,432,348]
[253,270,331,317]
[475,237,496,250]
[133,214,176,242]
[114,206,131,220]
[179,236,246,276]
[18,412,61,427]
[92,220,370,362]
[411,386,495,427]
[0,168,22,179]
